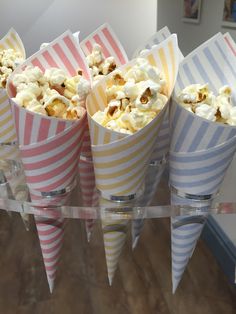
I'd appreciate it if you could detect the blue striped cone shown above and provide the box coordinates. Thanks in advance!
[133,26,184,61]
[171,193,210,293]
[131,162,167,249]
[170,33,236,197]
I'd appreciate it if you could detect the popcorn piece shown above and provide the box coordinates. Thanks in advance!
[86,43,117,82]
[92,57,168,134]
[195,104,216,121]
[44,68,67,86]
[0,49,24,88]
[12,66,90,119]
[177,83,236,125]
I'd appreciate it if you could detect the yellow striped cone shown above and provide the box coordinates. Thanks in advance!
[0,28,25,145]
[101,214,129,285]
[86,35,179,200]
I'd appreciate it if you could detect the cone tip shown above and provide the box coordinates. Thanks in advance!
[132,236,139,250]
[108,275,113,286]
[48,279,54,294]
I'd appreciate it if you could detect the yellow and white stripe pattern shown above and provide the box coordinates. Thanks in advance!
[86,35,179,198]
[0,28,25,145]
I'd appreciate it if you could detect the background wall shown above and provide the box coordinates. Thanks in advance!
[158,0,236,56]
[0,0,157,59]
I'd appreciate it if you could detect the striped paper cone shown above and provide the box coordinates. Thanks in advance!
[169,33,236,292]
[78,157,99,241]
[32,190,70,293]
[80,23,128,67]
[80,23,129,159]
[132,28,184,164]
[169,33,236,197]
[132,162,166,249]
[0,28,25,145]
[223,32,236,56]
[86,34,179,200]
[7,30,91,292]
[100,201,129,285]
[171,193,210,293]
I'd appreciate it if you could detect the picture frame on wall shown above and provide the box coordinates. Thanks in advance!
[182,0,202,24]
[222,0,236,28]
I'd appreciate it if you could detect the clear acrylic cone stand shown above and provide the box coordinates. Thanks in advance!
[0,160,236,293]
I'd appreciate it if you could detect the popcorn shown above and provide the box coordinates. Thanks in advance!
[92,58,168,134]
[86,43,117,82]
[12,66,89,120]
[177,84,236,125]
[44,68,67,86]
[0,49,24,88]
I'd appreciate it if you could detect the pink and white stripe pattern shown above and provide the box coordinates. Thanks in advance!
[224,32,236,56]
[80,23,128,159]
[78,157,99,241]
[80,23,128,67]
[7,30,91,292]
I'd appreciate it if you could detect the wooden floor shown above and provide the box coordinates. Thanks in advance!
[0,211,236,314]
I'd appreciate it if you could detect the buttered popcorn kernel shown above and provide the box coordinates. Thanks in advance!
[0,49,24,88]
[177,84,236,126]
[92,58,168,134]
[12,66,90,119]
[86,43,117,82]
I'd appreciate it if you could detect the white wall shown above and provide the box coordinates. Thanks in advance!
[158,0,236,55]
[0,0,157,59]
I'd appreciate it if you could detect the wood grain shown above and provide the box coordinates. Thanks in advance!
[0,209,235,314]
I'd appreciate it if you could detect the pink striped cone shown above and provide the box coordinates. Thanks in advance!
[80,23,128,67]
[224,32,236,56]
[78,157,99,241]
[80,23,128,159]
[6,30,91,292]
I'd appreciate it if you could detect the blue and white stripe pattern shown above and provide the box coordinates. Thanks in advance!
[171,193,210,293]
[132,26,171,58]
[170,33,236,196]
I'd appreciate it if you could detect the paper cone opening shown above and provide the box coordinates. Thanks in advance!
[170,33,236,196]
[86,35,179,199]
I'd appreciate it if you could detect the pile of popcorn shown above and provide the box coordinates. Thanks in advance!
[12,66,90,120]
[0,49,24,88]
[177,84,236,126]
[86,44,117,82]
[92,57,168,134]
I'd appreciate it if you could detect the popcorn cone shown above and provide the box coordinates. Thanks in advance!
[132,28,184,164]
[169,33,236,292]
[80,23,129,159]
[86,35,179,200]
[170,193,210,293]
[100,200,129,285]
[132,161,166,249]
[78,157,99,241]
[223,32,236,56]
[0,28,25,145]
[7,30,91,292]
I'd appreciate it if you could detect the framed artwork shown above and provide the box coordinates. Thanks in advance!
[182,0,202,24]
[222,0,236,28]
